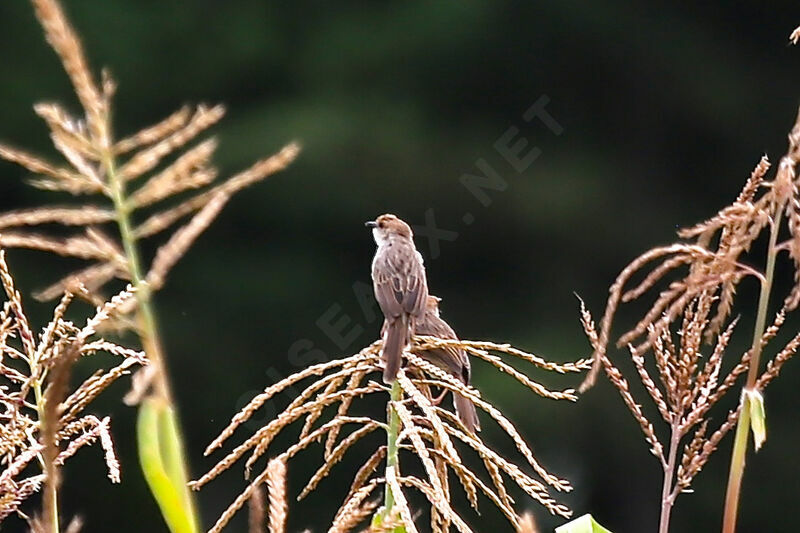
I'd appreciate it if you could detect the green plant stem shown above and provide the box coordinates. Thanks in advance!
[103,152,172,401]
[384,380,402,513]
[103,150,200,529]
[722,209,782,533]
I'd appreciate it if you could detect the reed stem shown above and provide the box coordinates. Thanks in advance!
[721,208,782,533]
[103,148,200,530]
[658,420,680,533]
[35,379,59,533]
[384,379,402,513]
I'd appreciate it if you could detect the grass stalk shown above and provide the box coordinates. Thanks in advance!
[44,480,59,533]
[384,379,402,513]
[103,148,200,530]
[35,380,59,533]
[721,208,783,533]
[659,420,680,533]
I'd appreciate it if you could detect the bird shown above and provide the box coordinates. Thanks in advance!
[414,295,480,433]
[366,214,429,383]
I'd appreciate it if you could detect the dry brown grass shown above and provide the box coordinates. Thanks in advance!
[578,107,800,532]
[0,1,299,529]
[192,336,588,532]
[0,0,299,405]
[0,249,145,525]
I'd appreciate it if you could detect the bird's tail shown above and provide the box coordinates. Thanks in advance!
[382,315,409,383]
[454,393,480,433]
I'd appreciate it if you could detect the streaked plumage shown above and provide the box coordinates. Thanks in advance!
[366,214,428,382]
[414,295,480,433]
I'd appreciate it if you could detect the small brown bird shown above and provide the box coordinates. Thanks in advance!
[366,214,429,382]
[414,295,480,433]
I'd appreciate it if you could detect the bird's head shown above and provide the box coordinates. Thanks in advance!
[365,213,413,244]
[426,295,442,316]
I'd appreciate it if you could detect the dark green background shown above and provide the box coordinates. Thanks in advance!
[1,1,799,531]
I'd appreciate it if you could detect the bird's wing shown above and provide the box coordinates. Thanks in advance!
[373,241,428,319]
[373,263,404,319]
[415,311,466,378]
[402,249,428,317]
[402,270,427,317]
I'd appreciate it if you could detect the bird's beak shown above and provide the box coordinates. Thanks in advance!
[365,221,377,228]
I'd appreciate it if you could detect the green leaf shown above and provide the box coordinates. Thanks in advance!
[371,506,407,533]
[138,397,200,533]
[556,514,614,533]
[746,389,767,451]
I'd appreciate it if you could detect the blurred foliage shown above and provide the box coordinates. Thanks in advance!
[138,398,200,533]
[1,1,800,531]
[556,514,613,533]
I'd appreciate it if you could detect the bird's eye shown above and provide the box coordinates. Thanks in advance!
[378,221,385,228]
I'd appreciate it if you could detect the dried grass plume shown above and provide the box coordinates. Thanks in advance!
[192,337,588,532]
[0,249,145,523]
[578,106,800,532]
